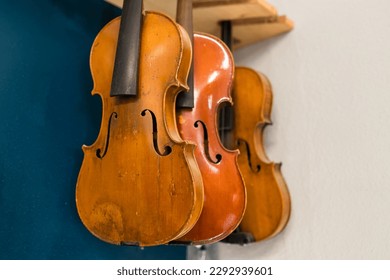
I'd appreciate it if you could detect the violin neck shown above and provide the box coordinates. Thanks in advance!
[221,20,232,50]
[176,0,193,40]
[218,20,235,149]
[176,0,195,108]
[110,0,143,97]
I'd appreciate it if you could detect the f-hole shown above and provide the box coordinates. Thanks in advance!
[237,139,261,173]
[141,109,172,156]
[194,120,222,164]
[96,112,118,159]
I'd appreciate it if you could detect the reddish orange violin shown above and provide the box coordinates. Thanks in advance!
[174,0,246,245]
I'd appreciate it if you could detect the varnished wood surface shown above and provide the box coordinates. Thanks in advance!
[75,13,204,246]
[232,67,291,241]
[175,33,246,244]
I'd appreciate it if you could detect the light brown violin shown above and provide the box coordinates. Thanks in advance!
[232,67,291,241]
[219,21,290,242]
[75,0,203,246]
[173,0,246,245]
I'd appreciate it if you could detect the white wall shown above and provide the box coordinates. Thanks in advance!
[188,0,390,259]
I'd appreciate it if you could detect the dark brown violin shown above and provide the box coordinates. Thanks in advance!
[219,21,291,242]
[173,0,246,245]
[75,0,204,246]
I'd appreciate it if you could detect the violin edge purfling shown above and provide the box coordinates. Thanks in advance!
[175,32,247,245]
[233,66,291,242]
[76,11,204,246]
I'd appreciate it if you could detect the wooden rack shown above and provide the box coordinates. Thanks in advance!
[105,0,293,49]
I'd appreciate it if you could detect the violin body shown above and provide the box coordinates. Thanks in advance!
[75,12,204,246]
[232,67,290,241]
[175,33,246,244]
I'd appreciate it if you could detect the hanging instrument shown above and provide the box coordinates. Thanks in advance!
[75,0,204,246]
[173,0,246,245]
[219,20,291,242]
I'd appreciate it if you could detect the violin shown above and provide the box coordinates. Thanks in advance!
[173,0,246,245]
[75,0,204,246]
[219,21,291,242]
[232,67,291,241]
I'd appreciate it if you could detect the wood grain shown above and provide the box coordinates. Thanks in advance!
[175,33,246,244]
[76,12,204,246]
[232,67,291,241]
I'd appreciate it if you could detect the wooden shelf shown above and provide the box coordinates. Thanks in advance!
[105,0,293,49]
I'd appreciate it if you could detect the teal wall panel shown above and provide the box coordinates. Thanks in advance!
[0,0,186,260]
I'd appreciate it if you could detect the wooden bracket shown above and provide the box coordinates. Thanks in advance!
[105,0,293,49]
